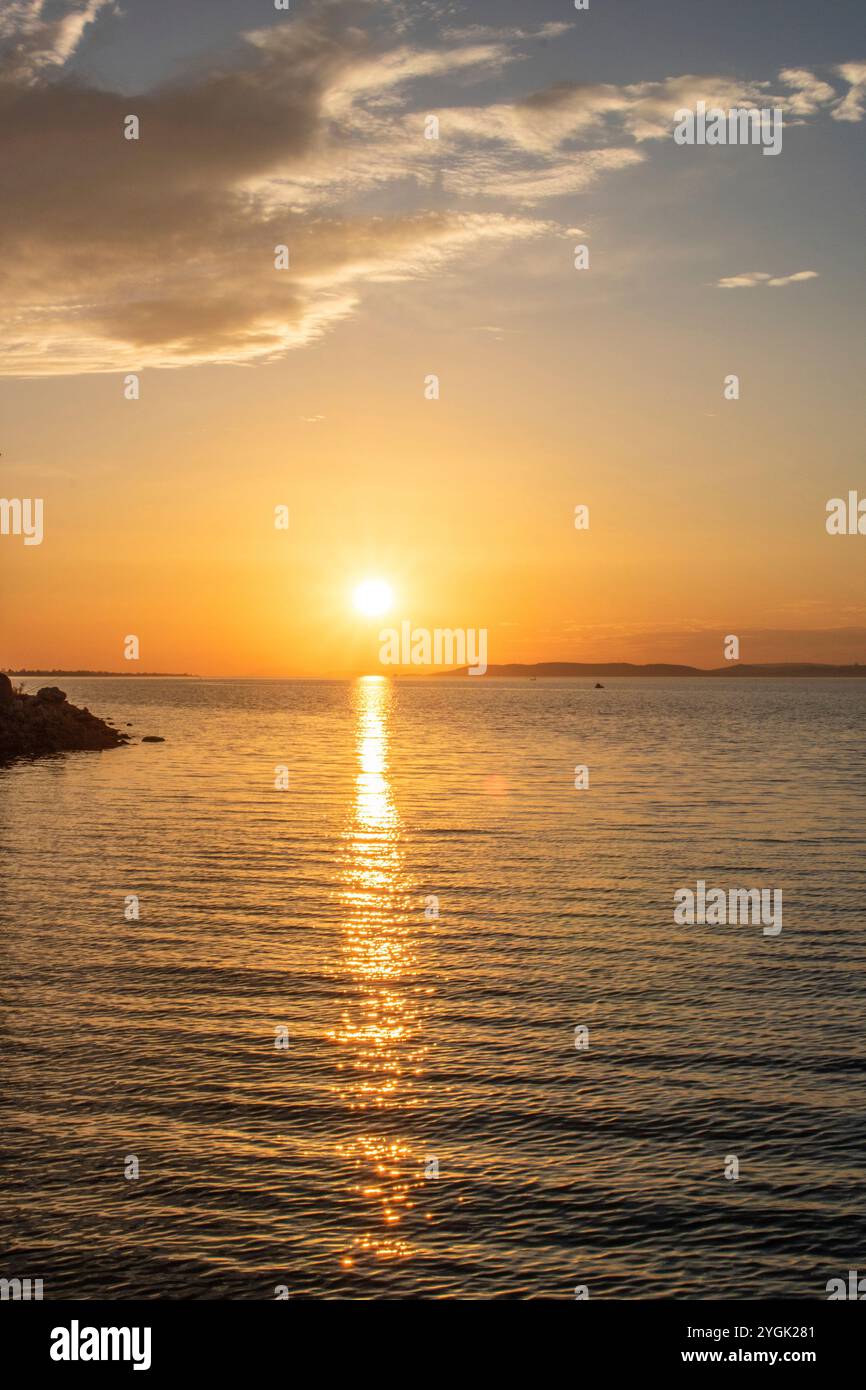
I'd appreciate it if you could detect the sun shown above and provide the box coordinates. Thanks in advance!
[352,577,393,618]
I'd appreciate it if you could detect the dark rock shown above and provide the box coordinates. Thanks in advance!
[0,686,129,765]
[35,686,67,704]
[141,735,165,743]
[0,673,14,705]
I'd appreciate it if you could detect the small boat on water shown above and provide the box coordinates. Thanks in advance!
[594,682,604,689]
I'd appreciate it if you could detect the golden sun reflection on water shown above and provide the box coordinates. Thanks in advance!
[330,677,429,1266]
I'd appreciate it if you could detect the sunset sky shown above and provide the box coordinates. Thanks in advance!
[1,0,864,675]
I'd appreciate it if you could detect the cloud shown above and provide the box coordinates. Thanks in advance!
[716,270,819,289]
[438,146,643,203]
[0,206,549,373]
[0,7,554,374]
[779,68,837,116]
[833,61,866,121]
[717,273,773,288]
[441,23,573,44]
[0,0,114,83]
[438,74,769,152]
[766,270,820,287]
[0,4,854,375]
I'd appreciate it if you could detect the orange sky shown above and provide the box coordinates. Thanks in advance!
[1,2,864,675]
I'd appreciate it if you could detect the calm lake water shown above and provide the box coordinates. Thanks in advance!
[1,676,864,1299]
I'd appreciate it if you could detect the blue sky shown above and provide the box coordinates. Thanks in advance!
[69,0,866,93]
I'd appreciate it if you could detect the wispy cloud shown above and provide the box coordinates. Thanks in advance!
[833,61,866,121]
[779,68,837,116]
[0,3,856,375]
[0,0,114,82]
[716,270,819,289]
[0,9,554,373]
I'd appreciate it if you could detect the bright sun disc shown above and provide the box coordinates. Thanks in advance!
[352,578,393,617]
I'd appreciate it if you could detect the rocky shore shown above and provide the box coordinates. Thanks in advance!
[0,674,129,764]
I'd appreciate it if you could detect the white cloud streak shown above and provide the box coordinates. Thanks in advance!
[716,270,819,289]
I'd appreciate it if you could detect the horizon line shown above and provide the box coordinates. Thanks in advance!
[6,660,866,681]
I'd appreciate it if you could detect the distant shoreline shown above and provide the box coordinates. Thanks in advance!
[4,670,199,678]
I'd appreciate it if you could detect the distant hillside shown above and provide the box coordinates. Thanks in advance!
[429,662,866,678]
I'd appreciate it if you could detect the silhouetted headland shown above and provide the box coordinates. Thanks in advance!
[432,662,866,678]
[0,675,129,764]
